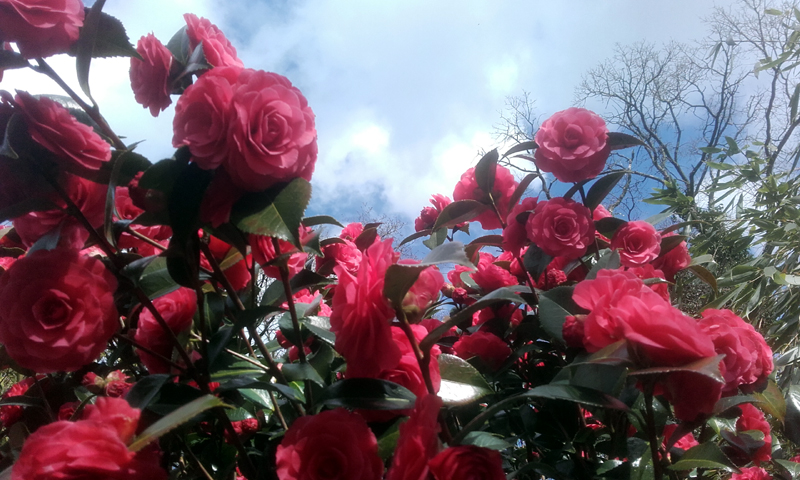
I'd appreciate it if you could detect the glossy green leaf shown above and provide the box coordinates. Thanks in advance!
[584,171,626,211]
[438,353,493,405]
[537,295,569,343]
[302,215,344,228]
[713,395,758,415]
[128,395,227,452]
[523,243,553,280]
[753,380,786,421]
[595,217,626,238]
[125,374,171,409]
[423,227,447,250]
[233,178,311,248]
[667,442,739,472]
[785,384,800,444]
[776,459,800,479]
[686,265,718,293]
[432,200,488,231]
[461,431,513,451]
[122,256,179,300]
[383,242,472,307]
[587,250,620,279]
[503,140,537,157]
[319,378,416,410]
[474,149,499,195]
[507,173,540,214]
[524,384,628,410]
[74,0,107,104]
[464,235,504,260]
[282,362,325,387]
[629,354,726,383]
[607,132,646,150]
[660,234,688,255]
[399,229,430,247]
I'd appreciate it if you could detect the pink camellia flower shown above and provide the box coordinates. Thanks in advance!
[526,197,595,259]
[562,316,585,349]
[627,264,670,301]
[11,398,167,480]
[651,232,691,281]
[276,408,383,480]
[428,445,506,480]
[183,13,244,68]
[0,249,118,373]
[415,194,461,232]
[173,66,241,170]
[330,239,401,378]
[317,239,362,276]
[453,165,518,230]
[134,288,197,373]
[470,251,518,293]
[386,394,443,480]
[447,264,477,293]
[7,90,111,172]
[291,289,333,317]
[454,330,512,370]
[0,377,33,428]
[503,196,538,252]
[698,309,773,395]
[593,204,612,221]
[226,68,318,191]
[130,33,173,117]
[402,263,445,323]
[0,0,84,59]
[340,222,364,241]
[662,424,699,452]
[611,220,661,267]
[736,403,772,464]
[533,107,610,183]
[730,467,773,480]
[13,173,105,249]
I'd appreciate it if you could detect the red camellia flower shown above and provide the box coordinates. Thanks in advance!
[470,251,518,292]
[662,424,699,452]
[0,248,118,373]
[227,69,318,191]
[651,232,691,281]
[184,13,244,68]
[730,467,773,480]
[134,287,197,373]
[331,239,401,378]
[698,309,773,395]
[7,90,111,172]
[736,403,772,464]
[13,173,105,249]
[526,197,595,259]
[533,107,610,183]
[12,398,167,480]
[610,220,661,266]
[428,445,506,480]
[317,239,362,276]
[275,408,383,480]
[387,394,443,480]
[173,66,241,170]
[130,33,173,117]
[0,0,84,59]
[415,194,461,232]
[0,377,33,428]
[453,165,518,230]
[454,330,511,370]
[250,226,313,279]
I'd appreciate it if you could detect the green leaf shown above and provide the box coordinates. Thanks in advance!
[507,173,539,214]
[74,0,107,104]
[584,172,626,211]
[474,149,499,195]
[713,395,758,415]
[524,384,628,410]
[460,431,513,451]
[503,140,537,158]
[523,243,553,280]
[432,200,489,231]
[319,378,416,410]
[0,395,44,409]
[660,234,688,255]
[128,395,227,452]
[644,210,673,226]
[686,265,718,293]
[125,374,171,409]
[302,215,344,228]
[667,442,739,472]
[629,354,726,384]
[607,132,646,151]
[753,380,786,421]
[791,83,800,122]
[776,459,800,479]
[465,235,504,260]
[233,178,312,249]
[399,229,431,247]
[0,50,28,73]
[595,217,626,238]
[423,227,447,250]
[355,226,380,251]
[216,378,304,403]
[438,353,493,406]
[121,256,179,299]
[377,420,403,461]
[587,250,620,279]
[537,295,569,343]
[282,362,325,387]
[785,384,800,444]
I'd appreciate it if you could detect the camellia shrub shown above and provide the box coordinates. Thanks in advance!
[0,2,792,480]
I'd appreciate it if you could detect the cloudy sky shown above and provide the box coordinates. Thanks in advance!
[1,0,735,230]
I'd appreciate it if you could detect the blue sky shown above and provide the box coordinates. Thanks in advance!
[1,0,734,234]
